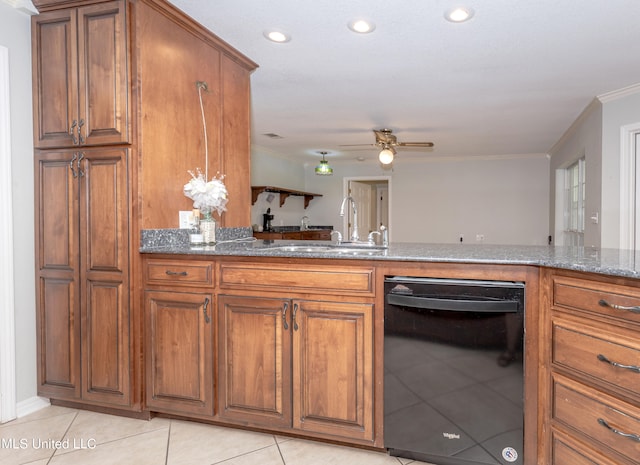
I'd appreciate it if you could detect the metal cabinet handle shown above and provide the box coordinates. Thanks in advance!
[69,153,78,178]
[292,302,299,331]
[203,297,210,324]
[598,299,640,314]
[165,270,188,276]
[70,119,78,145]
[282,302,289,330]
[77,153,85,177]
[597,354,640,373]
[77,119,85,145]
[597,418,640,442]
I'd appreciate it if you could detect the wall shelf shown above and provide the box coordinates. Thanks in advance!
[251,186,323,209]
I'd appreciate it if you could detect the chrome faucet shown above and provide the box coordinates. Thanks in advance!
[330,230,342,244]
[340,195,359,242]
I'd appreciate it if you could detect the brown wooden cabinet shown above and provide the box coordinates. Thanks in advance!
[35,148,131,407]
[143,258,215,417]
[541,269,640,465]
[217,295,291,427]
[218,294,374,442]
[217,260,376,443]
[145,290,214,416]
[32,0,129,149]
[253,230,332,241]
[292,299,373,441]
[32,0,256,413]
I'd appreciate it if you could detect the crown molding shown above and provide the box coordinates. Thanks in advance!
[1,0,38,15]
[597,82,640,103]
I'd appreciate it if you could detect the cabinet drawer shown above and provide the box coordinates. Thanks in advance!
[552,430,621,465]
[553,376,640,463]
[219,263,374,295]
[553,276,640,325]
[552,319,640,396]
[145,260,214,287]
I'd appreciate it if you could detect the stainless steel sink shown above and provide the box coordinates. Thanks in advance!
[332,248,386,256]
[266,245,334,253]
[261,245,385,255]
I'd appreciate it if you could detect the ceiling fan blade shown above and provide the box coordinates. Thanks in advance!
[340,146,378,152]
[396,142,435,148]
[338,143,376,147]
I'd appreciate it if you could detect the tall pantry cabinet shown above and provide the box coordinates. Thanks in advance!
[32,0,257,411]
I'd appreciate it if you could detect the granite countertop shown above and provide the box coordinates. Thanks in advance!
[140,228,640,279]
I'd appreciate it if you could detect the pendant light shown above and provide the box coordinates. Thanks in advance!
[315,151,333,175]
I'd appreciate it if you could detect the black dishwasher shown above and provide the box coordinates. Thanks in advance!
[384,276,525,465]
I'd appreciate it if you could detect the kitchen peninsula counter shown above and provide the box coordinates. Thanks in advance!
[140,229,640,279]
[137,229,640,465]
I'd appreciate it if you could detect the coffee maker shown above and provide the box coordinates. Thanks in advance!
[262,208,274,232]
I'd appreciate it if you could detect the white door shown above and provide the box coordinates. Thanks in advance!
[635,132,640,251]
[348,181,374,240]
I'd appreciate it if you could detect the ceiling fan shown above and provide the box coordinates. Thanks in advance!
[340,129,434,164]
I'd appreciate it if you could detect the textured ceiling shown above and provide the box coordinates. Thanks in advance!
[168,0,640,164]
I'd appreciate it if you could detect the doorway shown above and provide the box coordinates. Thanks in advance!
[343,176,391,242]
[620,122,640,250]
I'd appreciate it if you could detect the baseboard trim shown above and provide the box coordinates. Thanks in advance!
[17,396,50,418]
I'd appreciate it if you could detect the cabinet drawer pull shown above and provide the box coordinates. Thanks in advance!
[77,118,85,145]
[203,297,210,324]
[165,270,188,277]
[282,302,289,330]
[598,299,640,314]
[70,119,78,145]
[69,153,78,178]
[597,354,640,373]
[77,153,85,177]
[597,418,640,442]
[292,303,299,331]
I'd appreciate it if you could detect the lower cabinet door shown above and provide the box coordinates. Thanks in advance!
[145,290,214,416]
[217,295,292,428]
[292,300,374,441]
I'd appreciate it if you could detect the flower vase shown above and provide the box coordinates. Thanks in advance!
[200,217,216,244]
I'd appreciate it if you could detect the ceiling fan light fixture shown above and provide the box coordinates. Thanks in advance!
[315,152,333,175]
[445,7,474,23]
[379,147,395,165]
[348,19,375,34]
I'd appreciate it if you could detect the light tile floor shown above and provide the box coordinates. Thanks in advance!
[0,406,434,465]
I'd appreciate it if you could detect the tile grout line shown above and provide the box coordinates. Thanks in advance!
[208,435,284,465]
[51,411,79,462]
[164,420,172,465]
[273,435,287,465]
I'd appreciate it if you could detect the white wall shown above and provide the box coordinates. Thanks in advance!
[548,100,603,247]
[252,152,551,245]
[601,90,640,248]
[250,149,311,227]
[548,88,640,249]
[0,1,37,405]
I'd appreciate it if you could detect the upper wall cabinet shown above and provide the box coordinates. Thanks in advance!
[32,0,129,149]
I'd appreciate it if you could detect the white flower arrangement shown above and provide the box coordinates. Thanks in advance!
[183,168,228,218]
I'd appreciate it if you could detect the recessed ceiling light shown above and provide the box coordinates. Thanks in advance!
[445,7,474,23]
[263,30,291,43]
[348,19,376,34]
